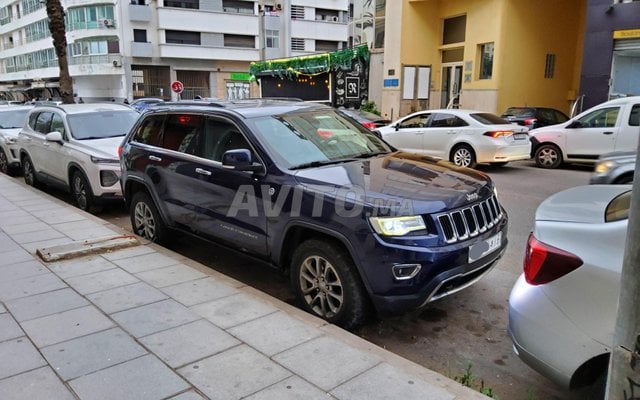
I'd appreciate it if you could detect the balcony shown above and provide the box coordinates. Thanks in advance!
[131,41,152,57]
[159,43,258,61]
[129,3,151,22]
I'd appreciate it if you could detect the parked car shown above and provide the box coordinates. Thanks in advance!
[501,106,569,130]
[375,109,531,168]
[17,103,140,212]
[0,105,33,175]
[530,96,640,169]
[339,108,391,131]
[590,151,636,185]
[508,184,631,394]
[131,97,164,112]
[120,99,509,329]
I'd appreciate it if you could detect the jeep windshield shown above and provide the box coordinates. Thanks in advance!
[248,110,393,169]
[68,110,140,140]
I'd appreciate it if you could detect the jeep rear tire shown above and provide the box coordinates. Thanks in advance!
[290,239,370,330]
[130,191,167,243]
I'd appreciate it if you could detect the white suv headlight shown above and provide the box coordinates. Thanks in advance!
[90,155,119,164]
[369,216,426,236]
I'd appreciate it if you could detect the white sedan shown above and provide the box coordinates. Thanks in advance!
[376,109,531,168]
[508,184,630,394]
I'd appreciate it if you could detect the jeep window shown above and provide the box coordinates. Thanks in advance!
[248,110,391,169]
[68,110,139,140]
[0,109,29,129]
[34,112,53,134]
[132,114,165,146]
[162,114,205,152]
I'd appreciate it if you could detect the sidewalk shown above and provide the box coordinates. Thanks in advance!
[0,174,487,400]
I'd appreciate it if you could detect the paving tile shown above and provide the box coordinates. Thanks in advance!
[0,303,5,313]
[47,255,118,279]
[162,277,239,306]
[228,311,322,356]
[41,327,148,381]
[273,336,380,391]
[178,345,291,400]
[111,299,199,338]
[0,273,66,302]
[140,319,240,368]
[0,313,24,342]
[31,209,86,225]
[87,281,168,314]
[244,376,330,400]
[20,305,115,348]
[0,221,50,235]
[10,228,67,244]
[0,233,20,253]
[0,337,47,379]
[65,268,139,295]
[64,226,122,241]
[136,264,207,288]
[169,391,206,400]
[20,202,62,212]
[51,219,110,236]
[0,215,41,228]
[101,245,155,261]
[5,288,89,322]
[23,237,74,254]
[191,293,277,329]
[331,362,454,400]
[69,354,190,400]
[0,260,48,282]
[0,249,33,267]
[112,252,181,274]
[0,367,76,400]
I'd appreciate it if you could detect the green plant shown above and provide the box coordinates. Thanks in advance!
[361,100,380,115]
[453,362,498,399]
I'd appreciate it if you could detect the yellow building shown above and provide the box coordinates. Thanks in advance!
[378,0,586,120]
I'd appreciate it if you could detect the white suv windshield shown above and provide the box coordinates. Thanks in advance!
[248,110,392,169]
[68,111,139,140]
[0,109,29,129]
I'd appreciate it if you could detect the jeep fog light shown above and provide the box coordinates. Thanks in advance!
[369,215,426,236]
[100,170,119,187]
[392,264,422,280]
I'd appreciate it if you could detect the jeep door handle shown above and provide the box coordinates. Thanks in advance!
[603,131,614,135]
[148,155,162,161]
[195,168,211,176]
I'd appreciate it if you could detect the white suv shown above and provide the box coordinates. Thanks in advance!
[0,105,33,175]
[17,103,139,212]
[530,96,640,169]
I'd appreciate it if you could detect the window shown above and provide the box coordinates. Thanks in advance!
[443,15,466,45]
[399,114,430,129]
[22,0,44,15]
[66,5,115,30]
[222,0,253,14]
[224,34,254,48]
[544,53,555,79]
[430,114,467,128]
[164,0,199,9]
[24,19,49,43]
[316,40,339,52]
[134,29,147,43]
[479,42,494,80]
[34,112,53,134]
[291,5,304,19]
[50,114,66,139]
[166,30,200,45]
[132,115,165,146]
[265,29,279,48]
[291,38,305,51]
[576,107,620,128]
[629,104,639,126]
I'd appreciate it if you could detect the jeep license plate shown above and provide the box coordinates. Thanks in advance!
[468,231,502,263]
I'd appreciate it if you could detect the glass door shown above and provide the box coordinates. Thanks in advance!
[441,63,463,109]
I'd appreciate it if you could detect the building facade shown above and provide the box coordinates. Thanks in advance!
[375,0,587,120]
[0,0,349,102]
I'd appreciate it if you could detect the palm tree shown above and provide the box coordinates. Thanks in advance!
[46,0,74,104]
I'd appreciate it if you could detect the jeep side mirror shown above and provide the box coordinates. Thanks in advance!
[45,131,63,143]
[222,149,262,172]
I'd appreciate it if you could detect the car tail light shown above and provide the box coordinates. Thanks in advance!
[524,233,583,285]
[361,121,376,130]
[483,131,512,138]
[524,118,537,126]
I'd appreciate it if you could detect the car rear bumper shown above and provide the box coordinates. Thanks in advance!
[476,142,531,163]
[508,274,608,389]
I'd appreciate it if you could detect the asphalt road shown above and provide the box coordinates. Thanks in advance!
[8,159,599,400]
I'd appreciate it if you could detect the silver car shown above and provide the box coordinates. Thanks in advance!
[508,184,631,392]
[0,105,33,175]
[590,151,636,185]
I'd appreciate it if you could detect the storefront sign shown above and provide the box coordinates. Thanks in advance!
[614,29,640,39]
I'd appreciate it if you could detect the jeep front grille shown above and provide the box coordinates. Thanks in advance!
[437,195,503,244]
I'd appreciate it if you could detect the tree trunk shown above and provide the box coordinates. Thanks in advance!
[46,0,74,104]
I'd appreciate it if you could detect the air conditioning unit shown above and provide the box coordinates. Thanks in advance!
[331,16,339,22]
[275,3,282,10]
[103,19,114,27]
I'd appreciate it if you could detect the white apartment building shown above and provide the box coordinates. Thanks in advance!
[0,0,349,102]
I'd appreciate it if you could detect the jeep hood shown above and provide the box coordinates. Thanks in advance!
[292,152,494,214]
[75,136,124,159]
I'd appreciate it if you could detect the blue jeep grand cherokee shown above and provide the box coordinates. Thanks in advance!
[119,99,508,329]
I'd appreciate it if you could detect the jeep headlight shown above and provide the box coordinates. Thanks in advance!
[369,216,426,236]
